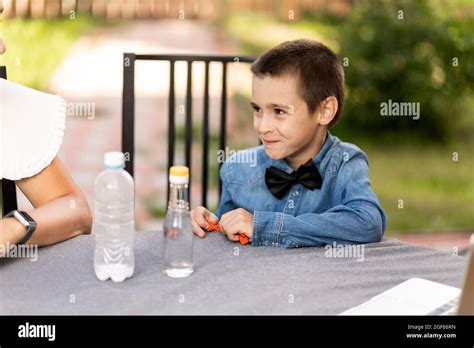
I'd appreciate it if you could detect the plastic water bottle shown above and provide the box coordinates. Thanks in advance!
[93,152,135,282]
[162,166,194,278]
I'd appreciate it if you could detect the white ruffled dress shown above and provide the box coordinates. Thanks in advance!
[1,78,66,180]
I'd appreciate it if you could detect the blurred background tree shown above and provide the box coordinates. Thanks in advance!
[333,0,474,143]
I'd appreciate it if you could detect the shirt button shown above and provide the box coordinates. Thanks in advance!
[293,191,299,196]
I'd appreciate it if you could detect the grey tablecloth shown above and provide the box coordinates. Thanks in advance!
[0,231,467,315]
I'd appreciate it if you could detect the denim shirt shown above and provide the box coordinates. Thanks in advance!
[214,132,387,248]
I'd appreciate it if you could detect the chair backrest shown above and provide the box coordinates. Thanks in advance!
[0,66,19,214]
[121,53,256,208]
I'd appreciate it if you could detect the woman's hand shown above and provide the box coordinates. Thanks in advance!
[190,206,218,238]
[0,218,24,256]
[219,208,253,242]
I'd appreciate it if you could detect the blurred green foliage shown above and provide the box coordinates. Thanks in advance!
[0,17,99,90]
[333,0,474,143]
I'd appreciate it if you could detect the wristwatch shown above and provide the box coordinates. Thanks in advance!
[3,210,37,244]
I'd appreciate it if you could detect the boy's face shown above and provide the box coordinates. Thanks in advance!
[251,74,327,167]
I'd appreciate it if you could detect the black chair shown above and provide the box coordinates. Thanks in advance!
[121,53,256,208]
[0,66,19,215]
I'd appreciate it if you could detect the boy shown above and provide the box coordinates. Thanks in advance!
[191,39,386,248]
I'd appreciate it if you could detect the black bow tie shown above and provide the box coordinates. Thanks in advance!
[265,159,322,199]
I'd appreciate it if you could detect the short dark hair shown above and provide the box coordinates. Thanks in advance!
[250,39,345,127]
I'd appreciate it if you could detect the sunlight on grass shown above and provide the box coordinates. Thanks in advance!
[0,17,99,90]
[364,141,474,233]
[218,12,339,55]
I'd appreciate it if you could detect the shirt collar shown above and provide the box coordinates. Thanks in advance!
[268,132,334,173]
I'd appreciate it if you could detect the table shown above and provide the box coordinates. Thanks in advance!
[0,231,468,315]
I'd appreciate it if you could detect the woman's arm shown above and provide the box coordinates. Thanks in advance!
[1,156,92,248]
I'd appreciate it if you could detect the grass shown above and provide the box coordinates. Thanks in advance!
[359,140,473,233]
[0,16,100,90]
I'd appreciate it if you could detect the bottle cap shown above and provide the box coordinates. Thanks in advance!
[104,152,125,169]
[169,166,189,184]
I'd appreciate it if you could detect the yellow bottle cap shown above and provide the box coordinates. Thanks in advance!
[169,166,189,184]
[169,166,189,177]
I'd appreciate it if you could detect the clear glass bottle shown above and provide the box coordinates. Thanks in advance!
[162,166,194,278]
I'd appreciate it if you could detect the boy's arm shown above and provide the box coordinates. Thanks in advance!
[252,153,386,248]
[213,163,238,220]
[214,185,237,220]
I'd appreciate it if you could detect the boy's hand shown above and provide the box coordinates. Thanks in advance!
[219,208,253,242]
[190,206,218,238]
